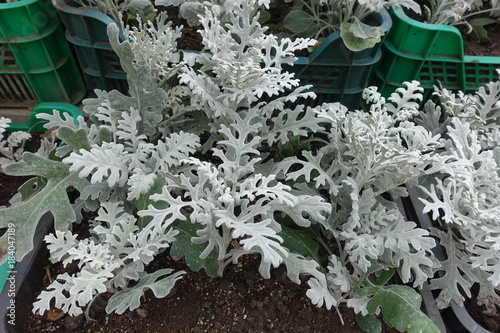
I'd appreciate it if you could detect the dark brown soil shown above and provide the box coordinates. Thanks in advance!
[464,284,500,332]
[23,251,401,333]
[161,5,203,52]
[19,214,401,333]
[461,22,500,57]
[403,2,500,57]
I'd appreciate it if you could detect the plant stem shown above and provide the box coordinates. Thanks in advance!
[462,8,500,20]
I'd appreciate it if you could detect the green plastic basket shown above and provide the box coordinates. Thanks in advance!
[5,102,84,132]
[0,0,86,105]
[372,7,500,97]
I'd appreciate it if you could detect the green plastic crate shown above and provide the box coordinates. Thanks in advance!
[0,0,56,38]
[5,102,84,132]
[372,7,500,97]
[0,0,86,105]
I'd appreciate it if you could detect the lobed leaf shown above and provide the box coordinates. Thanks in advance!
[106,268,185,314]
[363,285,440,333]
[0,154,89,264]
[169,220,219,277]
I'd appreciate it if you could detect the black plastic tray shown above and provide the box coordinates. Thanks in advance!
[0,214,52,333]
[394,196,447,333]
[406,186,492,333]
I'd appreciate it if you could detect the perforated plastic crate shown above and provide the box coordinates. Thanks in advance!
[0,0,86,106]
[0,43,37,103]
[53,0,128,95]
[372,7,500,97]
[284,8,391,109]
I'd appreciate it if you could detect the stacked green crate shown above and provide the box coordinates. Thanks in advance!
[0,0,86,105]
[372,7,500,98]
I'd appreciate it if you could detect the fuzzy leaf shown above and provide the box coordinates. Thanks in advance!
[277,151,341,197]
[306,275,338,310]
[264,105,324,146]
[134,176,168,229]
[429,228,476,308]
[169,220,219,277]
[33,273,87,316]
[386,81,424,120]
[415,100,450,136]
[216,210,286,269]
[57,128,92,151]
[363,285,440,333]
[0,154,89,264]
[356,313,382,333]
[340,19,383,52]
[45,230,79,263]
[278,194,331,227]
[105,25,167,136]
[471,24,491,44]
[35,110,87,133]
[283,10,316,34]
[69,268,112,304]
[64,143,129,188]
[120,0,153,14]
[282,252,338,309]
[106,268,185,314]
[393,249,436,288]
[282,252,320,284]
[154,0,184,5]
[280,225,320,262]
[92,201,140,256]
[475,268,500,315]
[151,132,200,172]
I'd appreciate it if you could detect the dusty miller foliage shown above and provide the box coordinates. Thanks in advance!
[0,1,446,330]
[274,83,441,320]
[9,0,330,318]
[0,118,32,173]
[3,12,197,317]
[156,0,421,51]
[0,119,56,175]
[415,77,500,314]
[154,0,272,24]
[423,0,500,26]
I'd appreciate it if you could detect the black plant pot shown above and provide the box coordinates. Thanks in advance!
[0,214,52,333]
[405,186,492,333]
